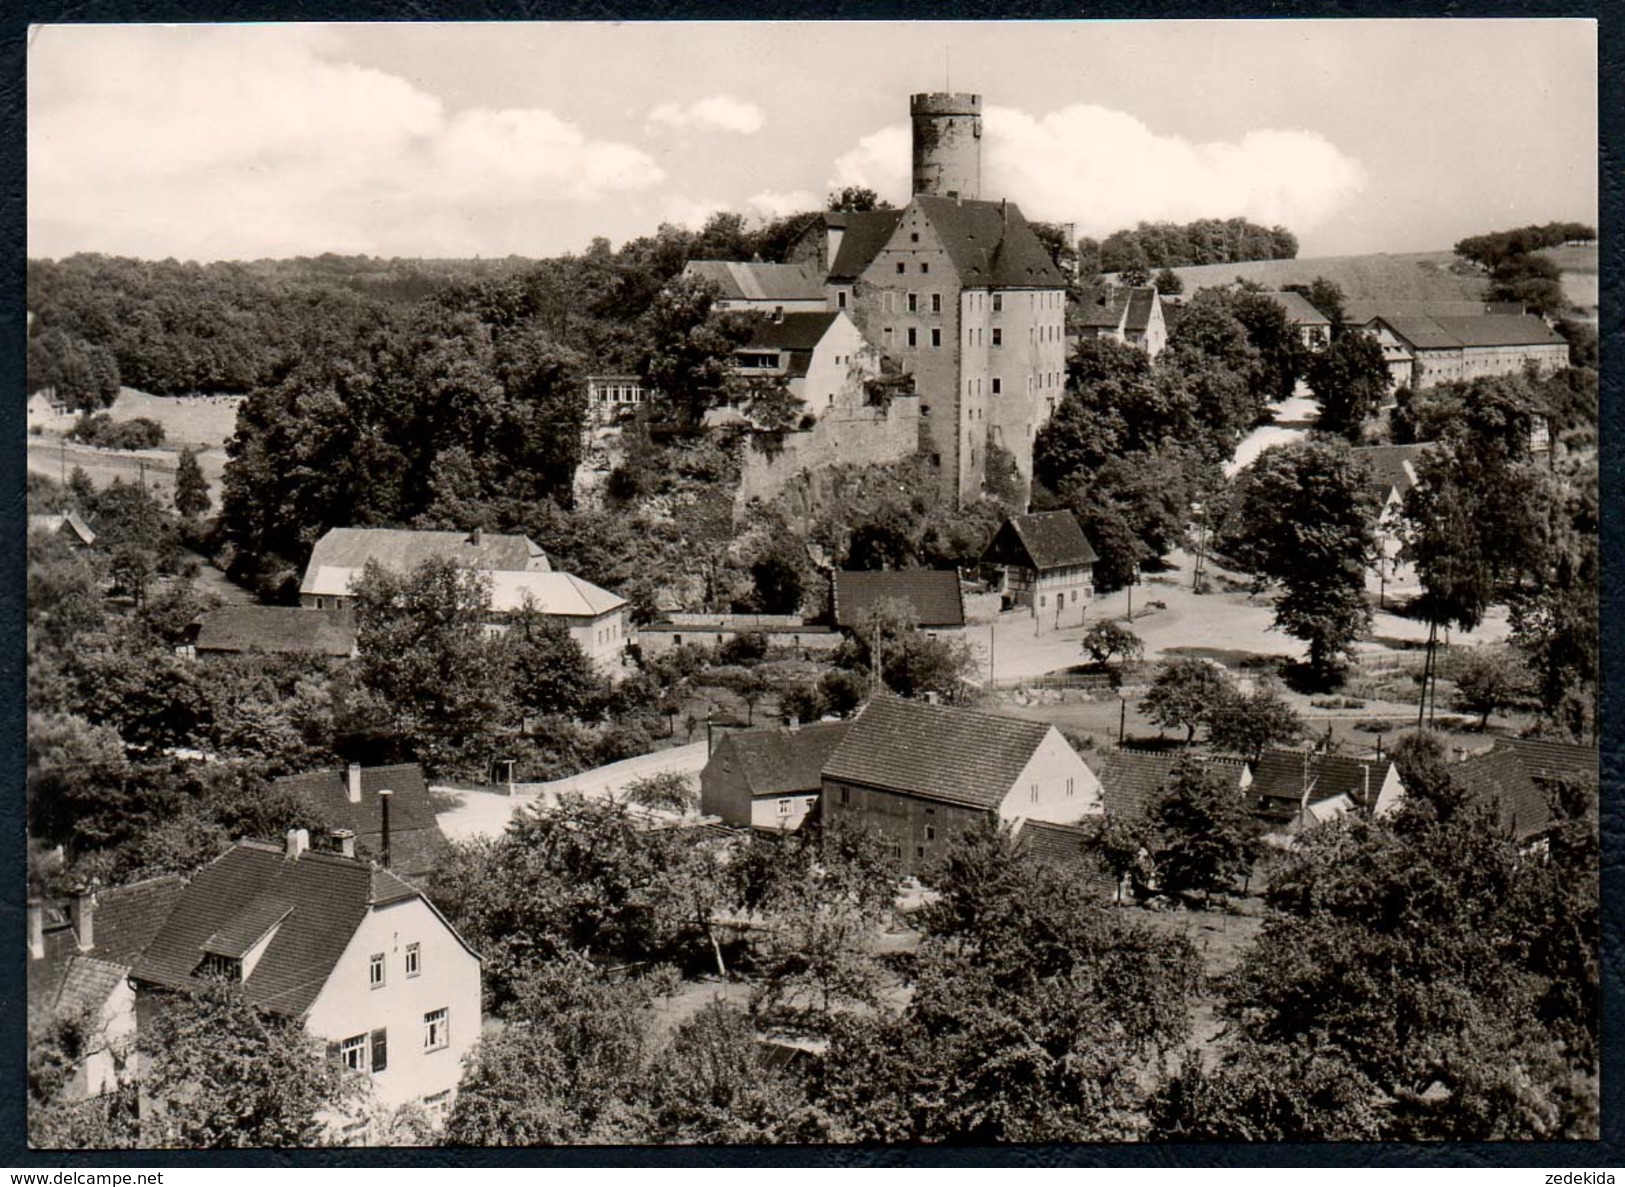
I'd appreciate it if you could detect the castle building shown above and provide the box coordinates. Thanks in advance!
[791,93,1068,506]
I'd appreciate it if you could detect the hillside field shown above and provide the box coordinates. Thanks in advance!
[1162,251,1486,301]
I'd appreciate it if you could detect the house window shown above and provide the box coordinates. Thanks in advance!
[992,378,1001,395]
[369,953,385,989]
[1039,595,1046,607]
[839,786,851,805]
[316,597,326,610]
[896,261,906,274]
[907,328,917,348]
[911,232,920,243]
[890,841,904,860]
[340,1034,367,1072]
[424,1008,450,1052]
[838,291,848,309]
[931,293,942,314]
[1071,590,1078,603]
[993,294,1003,312]
[1067,777,1075,798]
[992,329,1002,348]
[406,943,421,978]
[908,293,918,313]
[778,798,792,817]
[371,1027,389,1073]
[931,329,942,348]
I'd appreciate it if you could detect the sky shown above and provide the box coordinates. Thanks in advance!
[27,20,1598,263]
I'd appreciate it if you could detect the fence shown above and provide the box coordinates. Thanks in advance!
[989,671,1123,693]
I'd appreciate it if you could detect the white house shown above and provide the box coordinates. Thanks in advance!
[487,571,633,672]
[300,527,549,610]
[129,833,482,1132]
[821,697,1104,877]
[681,260,829,316]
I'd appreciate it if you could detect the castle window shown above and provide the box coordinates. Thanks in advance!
[992,378,1001,395]
[838,291,847,309]
[911,232,919,243]
[907,328,917,348]
[931,293,942,314]
[921,262,930,274]
[896,261,906,274]
[992,329,1002,348]
[993,294,1003,313]
[931,329,941,348]
[908,292,918,313]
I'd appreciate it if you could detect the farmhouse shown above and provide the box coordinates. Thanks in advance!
[831,569,966,636]
[1090,750,1253,823]
[486,571,632,671]
[1351,442,1433,579]
[1450,745,1550,843]
[821,696,1103,877]
[699,720,853,832]
[1248,750,1404,835]
[637,613,841,660]
[300,527,550,610]
[27,876,187,1101]
[1259,291,1332,350]
[191,606,357,660]
[1074,287,1168,358]
[1362,314,1569,390]
[130,832,481,1122]
[273,762,446,882]
[980,510,1097,631]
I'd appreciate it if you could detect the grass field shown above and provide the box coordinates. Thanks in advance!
[1162,251,1486,301]
[1537,244,1600,315]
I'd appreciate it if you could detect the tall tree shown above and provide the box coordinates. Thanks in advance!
[172,447,211,519]
[1142,658,1234,744]
[1150,759,1256,903]
[1308,331,1391,441]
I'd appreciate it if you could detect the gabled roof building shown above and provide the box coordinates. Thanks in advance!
[300,527,549,609]
[1076,286,1168,358]
[1248,749,1405,835]
[821,697,1102,877]
[1362,314,1568,390]
[699,720,852,832]
[681,260,828,314]
[831,569,966,633]
[981,510,1097,630]
[193,606,357,660]
[274,762,445,881]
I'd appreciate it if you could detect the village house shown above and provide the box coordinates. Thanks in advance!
[1091,749,1253,824]
[1450,737,1597,843]
[821,697,1103,877]
[1361,313,1569,391]
[485,570,632,672]
[1074,287,1168,359]
[1010,818,1119,896]
[28,511,97,549]
[300,527,550,610]
[273,762,446,882]
[584,375,650,425]
[189,605,357,661]
[980,509,1097,631]
[1351,442,1433,587]
[831,569,966,637]
[699,720,853,832]
[721,310,880,418]
[27,876,187,1101]
[1259,291,1333,350]
[129,832,481,1129]
[1248,749,1405,840]
[680,259,828,315]
[789,93,1068,505]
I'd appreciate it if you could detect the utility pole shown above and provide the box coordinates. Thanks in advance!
[1118,694,1127,745]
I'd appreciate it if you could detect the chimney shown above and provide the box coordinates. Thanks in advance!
[332,828,357,859]
[286,827,309,859]
[346,762,363,805]
[28,899,44,961]
[1001,197,1008,225]
[378,789,393,870]
[69,885,94,953]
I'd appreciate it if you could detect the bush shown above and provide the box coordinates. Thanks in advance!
[66,413,166,450]
[717,631,769,666]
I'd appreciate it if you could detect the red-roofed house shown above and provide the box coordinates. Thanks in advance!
[130,831,481,1121]
[821,697,1103,877]
[1075,286,1168,359]
[700,720,852,831]
[981,510,1098,630]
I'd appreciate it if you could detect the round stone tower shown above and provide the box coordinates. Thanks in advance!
[910,92,982,200]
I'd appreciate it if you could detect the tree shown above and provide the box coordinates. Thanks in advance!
[1081,620,1143,669]
[28,712,135,854]
[827,186,892,212]
[624,771,697,815]
[508,604,604,721]
[1207,679,1306,762]
[1222,439,1379,683]
[1308,331,1391,440]
[138,985,361,1148]
[1153,268,1184,295]
[1448,646,1525,731]
[172,448,211,519]
[751,899,885,1024]
[1142,658,1234,744]
[1150,759,1256,903]
[351,556,514,775]
[28,326,122,412]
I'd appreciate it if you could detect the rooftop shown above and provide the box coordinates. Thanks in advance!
[1260,291,1333,326]
[823,697,1055,810]
[194,606,357,657]
[301,527,548,597]
[683,260,826,304]
[273,763,443,879]
[710,721,853,797]
[831,569,965,630]
[982,511,1098,572]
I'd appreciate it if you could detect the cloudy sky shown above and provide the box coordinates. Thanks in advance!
[27,20,1597,262]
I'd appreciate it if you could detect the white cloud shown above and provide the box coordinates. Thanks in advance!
[658,195,729,230]
[647,94,765,135]
[745,189,823,220]
[28,25,665,259]
[828,105,1367,239]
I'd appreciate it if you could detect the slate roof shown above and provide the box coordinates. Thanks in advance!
[1090,750,1182,821]
[28,512,97,546]
[823,697,1054,810]
[273,763,444,880]
[1452,745,1550,842]
[1351,443,1432,502]
[194,606,357,657]
[1503,737,1599,787]
[1249,750,1391,822]
[741,311,840,353]
[487,571,628,618]
[982,511,1098,572]
[1018,820,1119,894]
[1343,300,1527,324]
[831,569,966,629]
[130,842,447,1017]
[1261,291,1333,326]
[683,260,826,303]
[1124,288,1160,332]
[911,196,1064,289]
[827,210,905,281]
[711,721,853,797]
[302,527,548,598]
[29,875,188,1024]
[1077,299,1127,329]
